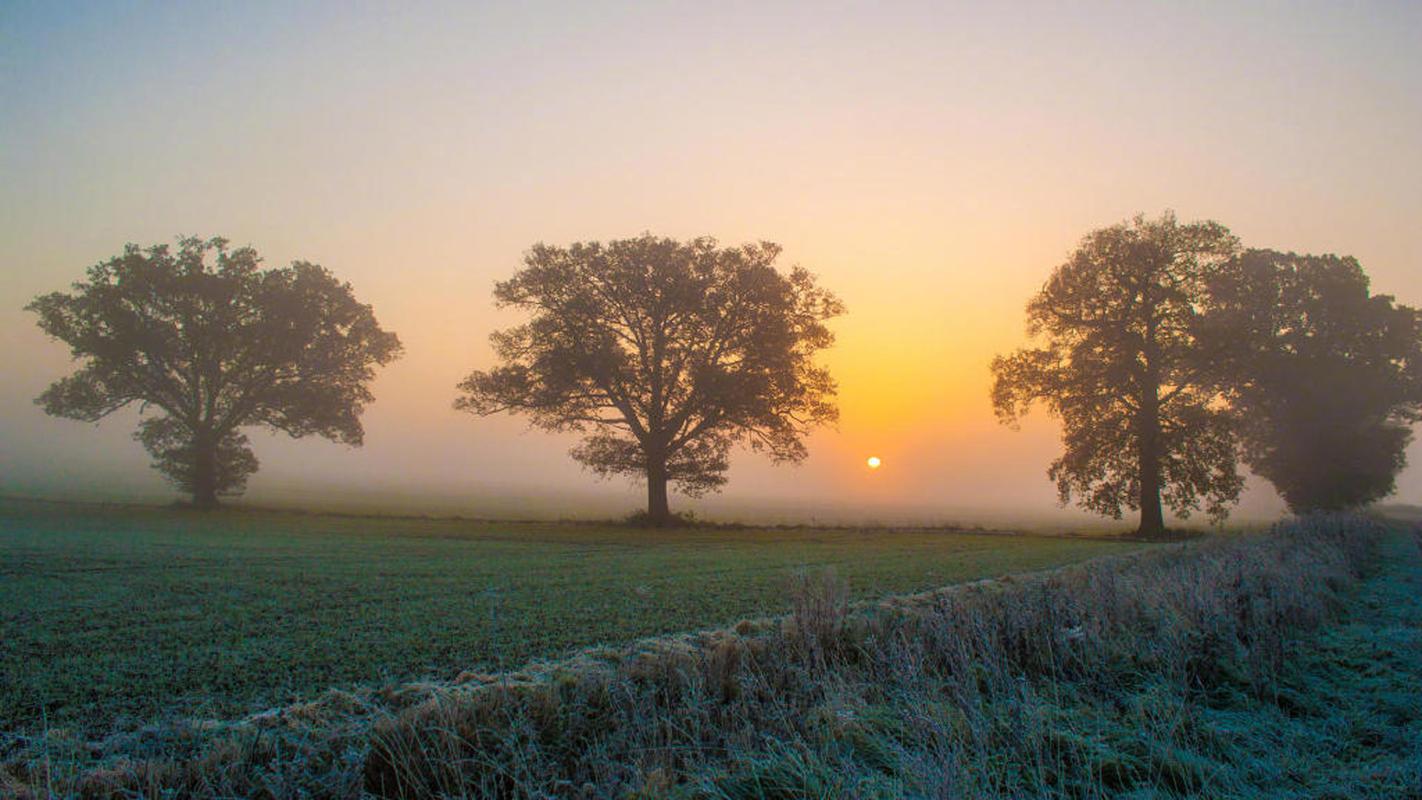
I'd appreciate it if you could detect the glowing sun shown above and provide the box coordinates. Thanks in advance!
[866,456,882,470]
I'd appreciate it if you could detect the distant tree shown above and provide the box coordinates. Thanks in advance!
[1208,250,1422,512]
[27,237,403,508]
[456,234,843,526]
[991,213,1243,537]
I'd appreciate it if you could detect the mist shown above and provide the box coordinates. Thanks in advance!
[3,2,1420,526]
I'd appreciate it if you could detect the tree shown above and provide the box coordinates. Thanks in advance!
[990,213,1243,536]
[456,234,843,526]
[1208,249,1422,512]
[27,237,403,508]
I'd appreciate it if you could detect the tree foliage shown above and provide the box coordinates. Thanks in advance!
[456,234,843,524]
[991,213,1243,535]
[27,237,402,506]
[134,416,261,499]
[1208,250,1422,512]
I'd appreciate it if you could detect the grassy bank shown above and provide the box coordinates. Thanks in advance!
[0,498,1139,740]
[4,513,1414,798]
[360,514,1414,799]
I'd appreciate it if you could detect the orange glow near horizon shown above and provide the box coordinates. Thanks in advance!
[2,3,1420,522]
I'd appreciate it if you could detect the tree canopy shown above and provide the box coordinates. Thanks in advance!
[991,213,1243,536]
[1208,249,1422,512]
[456,234,843,525]
[28,237,403,507]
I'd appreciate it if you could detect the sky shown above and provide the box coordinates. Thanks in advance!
[2,1,1420,526]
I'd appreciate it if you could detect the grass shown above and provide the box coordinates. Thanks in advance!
[1,512,1412,797]
[0,497,1143,741]
[351,513,1412,799]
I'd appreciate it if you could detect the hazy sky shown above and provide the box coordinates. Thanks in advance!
[3,2,1420,525]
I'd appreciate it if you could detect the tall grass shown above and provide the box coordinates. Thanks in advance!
[361,515,1383,798]
[3,514,1402,798]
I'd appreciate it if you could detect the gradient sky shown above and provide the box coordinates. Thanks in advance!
[3,1,1420,525]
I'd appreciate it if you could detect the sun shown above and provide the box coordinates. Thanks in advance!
[866,456,882,470]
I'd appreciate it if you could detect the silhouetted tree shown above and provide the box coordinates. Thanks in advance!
[27,237,402,508]
[991,213,1243,537]
[456,234,843,526]
[1208,250,1422,512]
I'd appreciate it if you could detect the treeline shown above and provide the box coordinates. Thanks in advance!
[993,213,1422,535]
[26,217,1422,530]
[26,236,840,526]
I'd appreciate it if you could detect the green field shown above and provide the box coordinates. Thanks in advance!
[0,498,1144,740]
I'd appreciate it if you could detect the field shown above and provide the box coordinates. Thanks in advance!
[6,508,1414,798]
[351,514,1420,799]
[0,498,1144,741]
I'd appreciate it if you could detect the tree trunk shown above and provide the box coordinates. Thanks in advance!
[191,432,220,510]
[1138,448,1165,537]
[646,456,671,527]
[1137,387,1165,538]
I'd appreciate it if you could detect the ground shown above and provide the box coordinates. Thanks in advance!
[1199,527,1422,797]
[984,526,1422,798]
[0,498,1142,740]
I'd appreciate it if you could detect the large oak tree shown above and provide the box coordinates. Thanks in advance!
[28,237,402,508]
[991,213,1243,536]
[1209,249,1422,512]
[456,234,843,525]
